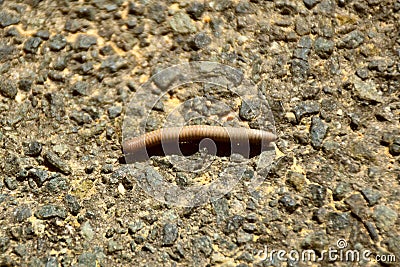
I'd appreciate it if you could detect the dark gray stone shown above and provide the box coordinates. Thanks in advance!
[368,59,388,73]
[109,166,133,189]
[78,252,97,267]
[291,59,310,82]
[162,223,178,246]
[148,3,167,24]
[45,256,58,267]
[45,176,69,194]
[35,30,50,40]
[44,151,71,175]
[298,36,313,48]
[0,236,10,253]
[293,101,320,122]
[189,32,211,50]
[64,19,83,33]
[70,110,92,125]
[353,78,383,103]
[303,0,320,9]
[101,164,113,174]
[224,215,244,234]
[302,231,329,251]
[128,220,145,235]
[49,34,67,51]
[314,37,334,59]
[4,177,17,190]
[53,55,68,71]
[389,138,400,156]
[0,44,15,62]
[186,2,205,20]
[100,55,128,73]
[107,106,122,119]
[212,198,230,224]
[192,236,212,256]
[18,79,32,92]
[126,17,137,29]
[28,168,49,187]
[364,221,379,241]
[373,205,398,232]
[143,243,156,253]
[338,30,364,49]
[75,34,97,51]
[361,188,382,206]
[309,184,327,207]
[152,68,180,90]
[349,140,375,162]
[212,0,231,11]
[381,132,397,146]
[35,204,67,219]
[293,47,311,61]
[108,240,123,253]
[279,194,298,213]
[236,1,255,14]
[356,68,369,80]
[23,37,42,53]
[344,194,368,219]
[237,229,253,244]
[295,17,310,35]
[24,141,42,157]
[386,235,400,260]
[0,79,17,99]
[48,71,65,82]
[14,206,32,222]
[76,6,95,21]
[326,212,350,233]
[100,45,115,56]
[312,207,328,223]
[64,194,81,215]
[13,244,27,257]
[0,11,20,27]
[236,252,254,262]
[170,12,196,34]
[71,81,88,96]
[310,116,328,148]
[239,100,260,121]
[242,222,256,233]
[275,1,297,15]
[128,2,145,15]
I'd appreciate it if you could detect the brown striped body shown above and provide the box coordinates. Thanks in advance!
[122,125,277,163]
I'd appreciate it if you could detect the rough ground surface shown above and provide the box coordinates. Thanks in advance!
[0,0,399,266]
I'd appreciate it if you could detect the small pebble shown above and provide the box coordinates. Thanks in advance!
[0,79,17,99]
[44,151,71,175]
[23,141,42,157]
[107,106,122,119]
[74,34,97,51]
[310,116,328,149]
[4,177,18,190]
[49,34,67,51]
[23,37,42,53]
[35,204,67,219]
[189,32,211,50]
[162,223,178,246]
[293,101,320,122]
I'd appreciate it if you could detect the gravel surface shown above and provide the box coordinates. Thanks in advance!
[0,0,399,266]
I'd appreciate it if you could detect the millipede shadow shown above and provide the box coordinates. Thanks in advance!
[122,140,275,164]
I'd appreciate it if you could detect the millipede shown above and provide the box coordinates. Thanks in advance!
[122,125,277,163]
